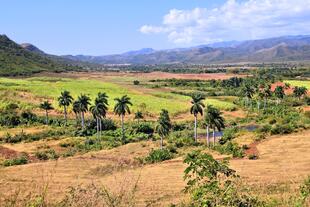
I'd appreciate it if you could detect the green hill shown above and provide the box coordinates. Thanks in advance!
[0,35,83,76]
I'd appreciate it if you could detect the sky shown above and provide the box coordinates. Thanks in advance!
[1,0,310,55]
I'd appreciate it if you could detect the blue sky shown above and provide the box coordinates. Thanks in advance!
[1,0,310,55]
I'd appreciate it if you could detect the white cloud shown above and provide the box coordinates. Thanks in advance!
[140,0,310,45]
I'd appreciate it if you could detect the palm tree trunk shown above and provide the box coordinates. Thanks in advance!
[160,136,163,150]
[194,115,197,142]
[206,126,210,147]
[64,105,67,125]
[213,128,216,146]
[45,110,48,125]
[99,118,102,138]
[257,101,260,111]
[96,117,99,140]
[81,112,85,129]
[121,114,125,144]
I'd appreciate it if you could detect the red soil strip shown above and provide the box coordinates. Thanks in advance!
[271,82,294,95]
[0,145,22,159]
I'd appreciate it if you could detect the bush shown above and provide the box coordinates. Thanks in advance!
[20,111,38,124]
[219,127,238,145]
[271,124,294,135]
[3,155,28,166]
[213,141,244,158]
[248,154,259,160]
[133,80,140,85]
[131,122,154,134]
[35,149,59,160]
[3,131,28,143]
[144,149,173,163]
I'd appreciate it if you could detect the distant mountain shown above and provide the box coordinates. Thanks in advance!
[64,35,310,64]
[0,35,84,76]
[122,48,155,56]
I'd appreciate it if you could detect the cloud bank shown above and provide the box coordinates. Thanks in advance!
[140,0,310,45]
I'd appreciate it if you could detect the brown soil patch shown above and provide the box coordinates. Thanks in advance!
[0,146,21,159]
[38,71,248,81]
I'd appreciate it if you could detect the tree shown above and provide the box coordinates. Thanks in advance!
[294,86,308,100]
[95,92,109,135]
[242,84,255,108]
[72,100,81,126]
[58,91,73,125]
[274,86,285,104]
[261,84,272,110]
[39,101,54,125]
[114,95,132,143]
[134,111,144,124]
[190,94,205,142]
[76,94,91,129]
[204,105,225,146]
[155,109,171,149]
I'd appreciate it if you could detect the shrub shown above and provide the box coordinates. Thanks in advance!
[183,151,263,206]
[35,149,59,160]
[219,127,238,145]
[131,122,154,134]
[248,154,259,160]
[271,124,294,135]
[3,155,28,166]
[144,149,173,164]
[213,141,244,158]
[20,111,38,124]
[3,131,28,143]
[133,80,140,85]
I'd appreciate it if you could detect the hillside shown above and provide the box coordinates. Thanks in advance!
[64,35,310,64]
[0,35,84,76]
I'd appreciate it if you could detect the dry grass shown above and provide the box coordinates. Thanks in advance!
[0,131,310,206]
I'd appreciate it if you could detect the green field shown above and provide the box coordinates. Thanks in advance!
[285,80,310,89]
[0,77,236,115]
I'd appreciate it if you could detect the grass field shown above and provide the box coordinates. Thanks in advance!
[0,75,236,116]
[285,80,310,89]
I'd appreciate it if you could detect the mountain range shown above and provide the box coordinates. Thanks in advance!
[1,34,310,76]
[63,35,310,64]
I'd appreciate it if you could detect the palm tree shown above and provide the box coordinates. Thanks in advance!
[274,86,285,104]
[262,84,272,110]
[242,84,255,108]
[39,101,54,125]
[72,100,81,126]
[76,94,91,129]
[94,92,109,135]
[190,94,205,142]
[114,95,132,143]
[293,86,308,100]
[134,111,144,124]
[90,102,106,139]
[155,109,171,149]
[58,91,73,125]
[204,105,225,146]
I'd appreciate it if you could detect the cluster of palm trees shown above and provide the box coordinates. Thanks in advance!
[190,94,225,147]
[40,91,132,142]
[242,82,308,110]
[39,90,226,149]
